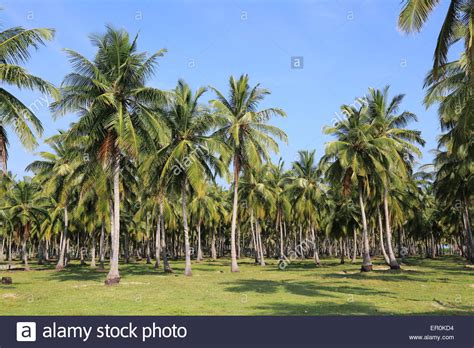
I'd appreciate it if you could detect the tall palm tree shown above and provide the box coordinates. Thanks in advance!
[51,26,168,285]
[323,104,398,271]
[366,86,425,268]
[287,150,324,265]
[0,25,57,173]
[210,74,287,272]
[158,80,228,276]
[26,132,80,270]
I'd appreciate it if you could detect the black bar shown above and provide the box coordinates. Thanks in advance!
[1,316,472,347]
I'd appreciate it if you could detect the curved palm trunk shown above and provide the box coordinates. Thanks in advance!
[358,184,373,272]
[105,154,121,285]
[197,222,203,262]
[383,187,400,269]
[182,181,192,276]
[377,209,390,265]
[56,206,68,271]
[229,156,240,272]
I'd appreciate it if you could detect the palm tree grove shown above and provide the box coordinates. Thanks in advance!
[0,1,472,316]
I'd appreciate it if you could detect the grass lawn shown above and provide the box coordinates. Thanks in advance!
[1,256,473,315]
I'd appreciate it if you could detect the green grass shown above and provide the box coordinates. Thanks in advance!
[1,256,473,315]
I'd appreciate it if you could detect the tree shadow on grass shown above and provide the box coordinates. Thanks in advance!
[253,301,472,316]
[321,269,428,283]
[223,279,391,298]
[254,301,383,315]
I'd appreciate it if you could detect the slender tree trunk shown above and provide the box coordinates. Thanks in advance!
[462,195,474,263]
[22,224,29,270]
[211,227,217,260]
[279,211,284,258]
[56,206,68,271]
[311,227,320,265]
[8,230,12,268]
[90,234,96,268]
[383,187,400,269]
[154,217,161,269]
[237,224,241,259]
[256,219,265,266]
[105,153,121,285]
[182,181,192,276]
[377,209,390,265]
[0,235,5,262]
[351,229,357,263]
[196,222,203,262]
[339,239,345,264]
[160,199,172,273]
[99,219,105,270]
[250,211,258,263]
[44,239,49,261]
[229,156,240,272]
[359,184,372,272]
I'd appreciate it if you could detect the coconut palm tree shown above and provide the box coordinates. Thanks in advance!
[158,80,228,276]
[366,86,425,268]
[239,165,275,266]
[266,159,291,259]
[50,26,168,285]
[0,25,58,173]
[2,179,49,269]
[323,103,399,271]
[210,74,287,272]
[287,150,324,265]
[26,132,81,270]
[398,0,474,83]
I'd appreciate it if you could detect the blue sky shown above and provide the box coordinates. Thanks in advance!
[1,0,453,178]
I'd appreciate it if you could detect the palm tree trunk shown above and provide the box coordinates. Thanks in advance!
[0,235,5,262]
[250,211,258,263]
[462,195,474,263]
[197,222,203,262]
[229,156,240,272]
[22,224,29,270]
[160,199,172,273]
[279,211,284,258]
[182,180,192,276]
[56,206,68,271]
[311,227,320,265]
[383,187,400,269]
[237,224,241,259]
[358,184,373,272]
[351,229,357,263]
[377,209,390,265]
[339,239,345,264]
[90,234,96,268]
[211,227,217,260]
[256,219,265,266]
[105,154,121,285]
[154,218,161,269]
[99,219,105,270]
